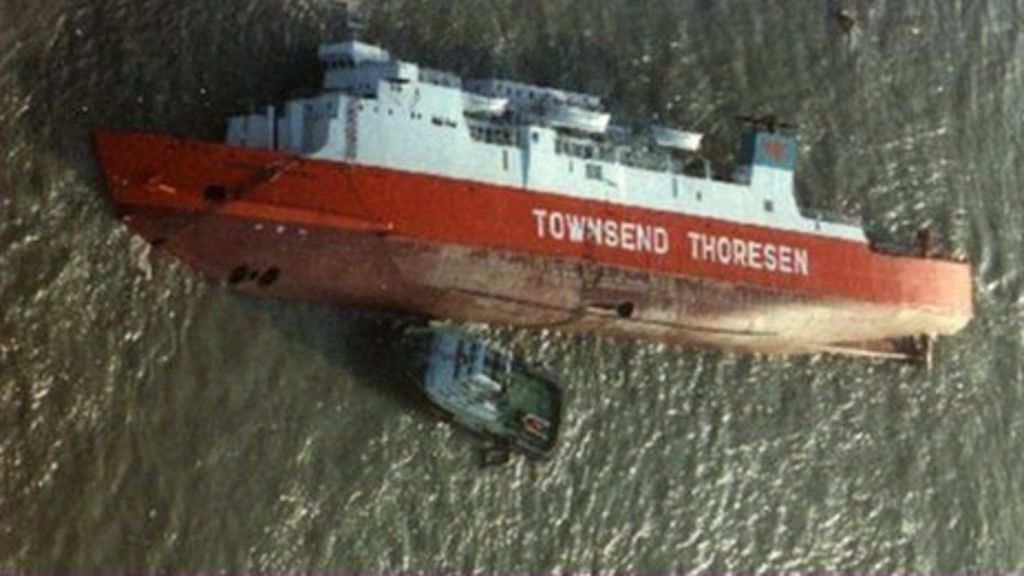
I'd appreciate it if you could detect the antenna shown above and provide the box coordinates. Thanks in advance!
[339,3,366,42]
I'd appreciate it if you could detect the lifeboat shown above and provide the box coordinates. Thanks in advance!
[462,92,509,116]
[650,125,704,152]
[545,103,611,134]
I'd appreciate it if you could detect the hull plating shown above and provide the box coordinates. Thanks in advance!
[95,131,973,354]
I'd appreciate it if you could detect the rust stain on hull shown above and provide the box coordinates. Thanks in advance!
[119,203,969,356]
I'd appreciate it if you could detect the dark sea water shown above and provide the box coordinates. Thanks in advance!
[2,0,1023,571]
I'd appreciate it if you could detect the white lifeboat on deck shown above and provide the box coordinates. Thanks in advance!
[462,93,509,116]
[650,125,704,152]
[545,103,611,134]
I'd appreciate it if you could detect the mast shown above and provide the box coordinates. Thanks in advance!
[329,2,366,42]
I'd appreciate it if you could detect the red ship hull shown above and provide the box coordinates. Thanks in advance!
[94,131,973,355]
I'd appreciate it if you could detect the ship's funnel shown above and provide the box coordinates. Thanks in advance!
[737,130,798,172]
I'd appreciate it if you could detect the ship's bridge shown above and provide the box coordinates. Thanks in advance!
[318,41,391,67]
[319,41,417,95]
[318,41,461,95]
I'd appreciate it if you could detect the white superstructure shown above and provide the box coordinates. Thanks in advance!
[226,41,867,242]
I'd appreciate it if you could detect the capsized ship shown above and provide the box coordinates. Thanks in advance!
[94,37,972,358]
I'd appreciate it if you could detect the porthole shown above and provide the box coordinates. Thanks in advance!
[228,265,249,285]
[259,267,280,287]
[203,185,227,203]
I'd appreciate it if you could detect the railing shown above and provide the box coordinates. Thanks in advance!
[798,207,863,227]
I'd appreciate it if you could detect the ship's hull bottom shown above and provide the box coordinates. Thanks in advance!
[119,205,964,357]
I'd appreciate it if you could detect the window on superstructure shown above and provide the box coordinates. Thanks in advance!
[502,150,509,171]
[586,164,602,180]
[764,199,774,213]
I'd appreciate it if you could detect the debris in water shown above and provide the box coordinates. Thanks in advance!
[834,9,856,34]
[128,234,152,280]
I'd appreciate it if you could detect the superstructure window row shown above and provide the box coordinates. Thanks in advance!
[470,125,518,146]
[432,116,458,128]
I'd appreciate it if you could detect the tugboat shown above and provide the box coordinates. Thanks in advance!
[400,326,562,463]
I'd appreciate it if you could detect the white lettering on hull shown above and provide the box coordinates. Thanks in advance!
[531,209,809,276]
[686,231,810,276]
[532,209,669,255]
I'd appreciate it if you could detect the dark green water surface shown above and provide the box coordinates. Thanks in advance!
[1,0,1022,571]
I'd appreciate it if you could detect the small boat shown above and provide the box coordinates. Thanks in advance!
[544,102,612,133]
[650,125,704,152]
[400,326,563,462]
[462,92,509,116]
